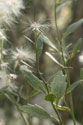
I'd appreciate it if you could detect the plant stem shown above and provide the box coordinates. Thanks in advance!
[35,31,50,94]
[4,93,30,125]
[61,28,76,125]
[38,70,63,124]
[35,30,63,124]
[13,98,30,125]
[54,1,76,125]
[54,0,60,41]
[51,102,63,125]
[35,31,40,73]
[66,70,76,125]
[61,43,76,125]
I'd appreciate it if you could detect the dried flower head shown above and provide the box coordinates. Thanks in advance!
[30,22,50,32]
[24,18,50,33]
[0,0,24,25]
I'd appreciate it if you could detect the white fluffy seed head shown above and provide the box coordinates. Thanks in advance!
[0,70,11,89]
[12,47,36,63]
[0,0,24,25]
[5,0,24,16]
[31,22,50,32]
[0,70,17,91]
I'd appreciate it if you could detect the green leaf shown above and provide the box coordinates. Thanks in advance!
[56,3,65,12]
[54,104,70,112]
[64,19,83,37]
[45,94,56,102]
[51,71,67,102]
[22,70,47,94]
[37,36,43,57]
[29,89,40,98]
[66,80,83,94]
[56,1,71,13]
[80,68,83,80]
[71,38,82,58]
[39,33,59,52]
[20,104,50,119]
[45,52,64,68]
[24,35,34,44]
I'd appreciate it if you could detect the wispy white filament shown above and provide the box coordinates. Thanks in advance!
[0,0,24,25]
[12,47,36,63]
